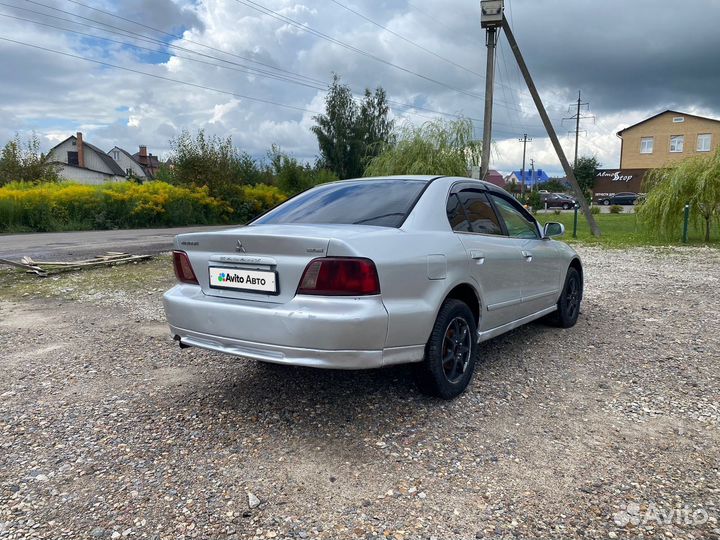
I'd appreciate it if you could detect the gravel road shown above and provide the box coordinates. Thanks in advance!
[0,246,718,540]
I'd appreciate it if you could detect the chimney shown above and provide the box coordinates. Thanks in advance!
[76,132,85,168]
[139,145,148,160]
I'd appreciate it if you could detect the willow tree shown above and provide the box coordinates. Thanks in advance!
[363,118,475,177]
[638,148,720,242]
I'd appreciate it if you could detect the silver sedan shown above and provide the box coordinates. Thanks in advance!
[163,176,583,398]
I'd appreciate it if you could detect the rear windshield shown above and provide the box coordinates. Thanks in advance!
[251,180,427,227]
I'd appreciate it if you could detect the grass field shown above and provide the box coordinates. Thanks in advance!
[536,211,719,247]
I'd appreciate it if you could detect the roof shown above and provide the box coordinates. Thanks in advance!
[617,109,720,136]
[509,169,550,184]
[48,135,125,176]
[84,140,125,176]
[109,146,148,175]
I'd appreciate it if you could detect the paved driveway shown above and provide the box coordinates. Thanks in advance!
[0,225,231,261]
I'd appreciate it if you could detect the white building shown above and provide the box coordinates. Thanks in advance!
[108,146,148,180]
[48,133,126,184]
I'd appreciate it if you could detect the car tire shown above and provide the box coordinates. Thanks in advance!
[603,200,610,206]
[562,203,570,210]
[546,267,582,328]
[415,299,477,399]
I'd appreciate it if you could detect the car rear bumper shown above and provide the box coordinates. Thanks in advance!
[163,284,424,369]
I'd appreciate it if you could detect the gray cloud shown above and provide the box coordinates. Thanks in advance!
[0,0,717,175]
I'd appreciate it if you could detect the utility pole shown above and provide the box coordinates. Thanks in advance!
[479,3,500,180]
[499,16,600,236]
[529,158,535,191]
[562,90,594,169]
[518,134,531,196]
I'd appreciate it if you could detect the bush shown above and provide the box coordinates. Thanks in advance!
[609,205,624,214]
[0,181,234,233]
[590,206,601,215]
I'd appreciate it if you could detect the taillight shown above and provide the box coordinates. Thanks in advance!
[173,250,199,285]
[298,257,380,296]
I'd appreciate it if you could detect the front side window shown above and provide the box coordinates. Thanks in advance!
[670,135,684,153]
[640,137,654,154]
[490,195,539,239]
[697,133,712,152]
[251,180,427,227]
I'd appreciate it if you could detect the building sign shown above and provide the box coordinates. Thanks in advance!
[592,168,648,202]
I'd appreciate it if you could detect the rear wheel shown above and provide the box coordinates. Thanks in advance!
[562,203,570,210]
[546,267,582,328]
[415,299,477,399]
[603,199,610,206]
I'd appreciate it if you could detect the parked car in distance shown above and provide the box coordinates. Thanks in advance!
[597,192,639,205]
[541,193,577,209]
[164,176,583,399]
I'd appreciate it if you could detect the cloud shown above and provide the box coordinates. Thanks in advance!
[0,0,717,175]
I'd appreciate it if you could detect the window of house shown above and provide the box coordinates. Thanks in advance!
[697,134,712,152]
[67,151,79,166]
[672,116,685,123]
[113,151,120,161]
[670,135,684,153]
[640,137,654,154]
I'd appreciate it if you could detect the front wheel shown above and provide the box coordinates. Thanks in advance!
[415,299,477,399]
[603,199,610,206]
[562,203,570,210]
[546,267,582,328]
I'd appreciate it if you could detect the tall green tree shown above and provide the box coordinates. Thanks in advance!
[0,133,59,185]
[573,155,600,201]
[311,75,393,179]
[638,149,720,242]
[363,118,475,177]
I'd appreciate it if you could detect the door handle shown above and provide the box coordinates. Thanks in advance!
[469,250,485,264]
[521,250,533,262]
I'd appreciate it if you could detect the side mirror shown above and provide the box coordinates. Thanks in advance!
[543,222,565,238]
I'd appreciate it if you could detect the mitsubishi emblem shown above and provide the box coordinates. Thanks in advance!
[235,240,246,253]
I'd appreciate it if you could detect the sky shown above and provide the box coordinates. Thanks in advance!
[1,0,719,177]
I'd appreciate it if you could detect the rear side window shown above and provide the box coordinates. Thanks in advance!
[447,189,502,235]
[251,180,427,227]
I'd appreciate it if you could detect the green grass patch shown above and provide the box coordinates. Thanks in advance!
[537,211,720,247]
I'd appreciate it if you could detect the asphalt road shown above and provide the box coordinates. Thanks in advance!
[0,225,231,261]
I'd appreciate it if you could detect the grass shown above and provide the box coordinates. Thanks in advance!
[537,211,720,248]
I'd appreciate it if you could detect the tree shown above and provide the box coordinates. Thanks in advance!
[572,155,600,201]
[363,118,475,177]
[166,129,246,204]
[638,149,720,242]
[311,75,393,179]
[268,145,337,196]
[0,133,59,185]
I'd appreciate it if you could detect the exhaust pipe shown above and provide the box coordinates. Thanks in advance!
[174,335,191,349]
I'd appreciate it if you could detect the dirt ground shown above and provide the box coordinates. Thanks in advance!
[0,246,718,540]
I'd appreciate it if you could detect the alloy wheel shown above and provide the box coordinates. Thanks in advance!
[442,317,472,384]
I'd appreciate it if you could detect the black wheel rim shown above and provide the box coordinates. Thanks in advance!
[441,317,472,384]
[564,275,581,320]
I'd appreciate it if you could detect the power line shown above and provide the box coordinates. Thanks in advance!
[0,10,329,92]
[562,90,595,168]
[0,35,322,114]
[19,0,323,86]
[230,0,527,110]
[328,0,485,79]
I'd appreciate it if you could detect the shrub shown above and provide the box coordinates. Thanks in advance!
[590,206,601,215]
[0,181,233,233]
[609,205,624,214]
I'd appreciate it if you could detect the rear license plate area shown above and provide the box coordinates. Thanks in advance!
[209,266,278,294]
